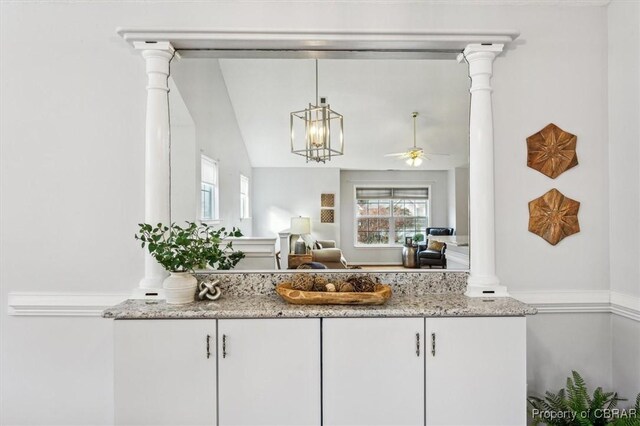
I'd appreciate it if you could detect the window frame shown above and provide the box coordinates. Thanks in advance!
[352,184,431,248]
[240,174,251,220]
[199,154,220,223]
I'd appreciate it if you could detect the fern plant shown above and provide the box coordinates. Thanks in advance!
[528,371,639,426]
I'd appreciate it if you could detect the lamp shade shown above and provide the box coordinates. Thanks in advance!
[290,217,311,235]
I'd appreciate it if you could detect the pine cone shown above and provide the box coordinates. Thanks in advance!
[346,276,376,292]
[291,273,314,291]
[313,276,329,292]
[325,283,336,292]
[336,281,354,292]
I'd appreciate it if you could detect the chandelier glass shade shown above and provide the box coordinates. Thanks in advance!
[290,60,344,163]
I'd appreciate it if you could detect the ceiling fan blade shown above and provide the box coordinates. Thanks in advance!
[384,152,410,157]
[426,153,450,156]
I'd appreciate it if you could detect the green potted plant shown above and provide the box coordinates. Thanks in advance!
[528,370,640,426]
[413,233,425,246]
[135,222,245,304]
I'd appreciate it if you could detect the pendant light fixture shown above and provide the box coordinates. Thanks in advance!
[290,59,344,163]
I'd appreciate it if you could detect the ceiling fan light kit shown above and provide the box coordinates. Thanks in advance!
[290,59,344,163]
[385,111,428,167]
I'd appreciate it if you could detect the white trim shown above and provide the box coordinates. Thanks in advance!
[117,29,520,57]
[10,289,638,319]
[511,290,640,321]
[610,291,640,321]
[8,292,129,317]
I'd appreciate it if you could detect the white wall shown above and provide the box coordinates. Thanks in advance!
[608,0,640,403]
[170,59,253,235]
[447,167,469,236]
[0,2,634,424]
[340,169,449,264]
[252,168,340,252]
[527,313,612,397]
[169,78,198,224]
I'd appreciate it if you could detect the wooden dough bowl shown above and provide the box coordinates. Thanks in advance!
[276,282,392,305]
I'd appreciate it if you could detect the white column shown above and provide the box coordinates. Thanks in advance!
[134,41,175,297]
[278,231,291,269]
[460,44,509,297]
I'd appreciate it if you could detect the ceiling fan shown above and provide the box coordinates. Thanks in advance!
[385,112,448,167]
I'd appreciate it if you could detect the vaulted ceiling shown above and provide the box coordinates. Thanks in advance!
[218,58,470,170]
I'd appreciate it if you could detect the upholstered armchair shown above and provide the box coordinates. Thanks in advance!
[287,235,348,269]
[417,227,454,269]
[311,240,348,269]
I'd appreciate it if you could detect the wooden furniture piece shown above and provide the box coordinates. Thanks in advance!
[275,283,392,305]
[287,253,312,269]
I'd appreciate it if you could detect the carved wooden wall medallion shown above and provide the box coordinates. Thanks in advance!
[528,188,580,245]
[527,123,578,179]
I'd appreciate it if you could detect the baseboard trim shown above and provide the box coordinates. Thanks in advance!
[7,292,129,317]
[511,290,640,321]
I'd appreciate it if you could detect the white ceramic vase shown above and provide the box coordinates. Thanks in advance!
[163,272,198,305]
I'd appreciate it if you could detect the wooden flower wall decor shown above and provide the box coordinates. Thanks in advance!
[527,123,578,179]
[528,188,580,245]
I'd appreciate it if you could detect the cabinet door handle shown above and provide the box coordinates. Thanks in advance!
[431,332,436,357]
[416,333,420,357]
[206,334,211,359]
[222,334,227,358]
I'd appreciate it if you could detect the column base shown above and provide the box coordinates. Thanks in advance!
[131,287,166,300]
[132,277,166,299]
[465,285,509,298]
[465,274,509,297]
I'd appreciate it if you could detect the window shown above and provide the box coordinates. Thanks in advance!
[240,174,250,219]
[200,155,219,221]
[355,187,429,246]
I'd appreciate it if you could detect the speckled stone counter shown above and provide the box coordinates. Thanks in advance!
[103,294,536,319]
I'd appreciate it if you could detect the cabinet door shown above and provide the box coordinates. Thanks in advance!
[218,318,321,426]
[114,319,216,426]
[323,318,424,426]
[425,317,526,426]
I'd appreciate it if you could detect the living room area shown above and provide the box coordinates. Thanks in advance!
[169,56,470,271]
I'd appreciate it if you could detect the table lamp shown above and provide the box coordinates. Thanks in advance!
[290,216,311,254]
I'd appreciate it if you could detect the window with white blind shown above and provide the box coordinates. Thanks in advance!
[240,174,250,219]
[200,155,219,221]
[355,187,430,246]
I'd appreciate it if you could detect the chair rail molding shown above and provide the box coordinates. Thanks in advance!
[118,29,520,298]
[8,290,639,321]
[8,292,130,317]
[510,290,640,322]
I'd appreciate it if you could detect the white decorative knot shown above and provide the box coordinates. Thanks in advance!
[198,279,222,301]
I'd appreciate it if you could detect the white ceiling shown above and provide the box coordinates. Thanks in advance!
[218,58,470,170]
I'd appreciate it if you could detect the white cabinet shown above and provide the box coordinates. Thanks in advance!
[424,317,526,426]
[322,318,424,426]
[218,318,321,426]
[114,319,216,426]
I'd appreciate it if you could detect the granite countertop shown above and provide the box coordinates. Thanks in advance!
[103,294,536,319]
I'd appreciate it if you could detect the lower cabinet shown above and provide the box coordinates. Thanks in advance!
[425,317,526,426]
[217,319,321,426]
[114,319,217,426]
[114,316,526,426]
[323,318,424,426]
